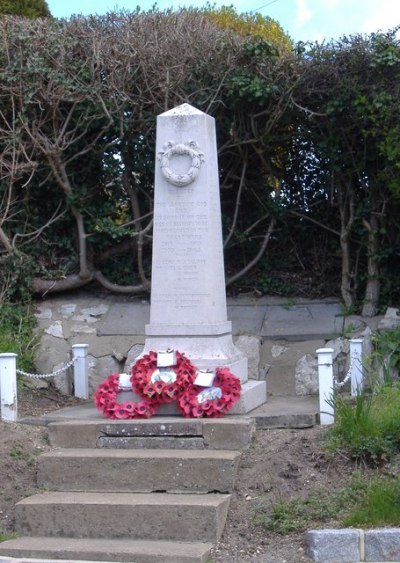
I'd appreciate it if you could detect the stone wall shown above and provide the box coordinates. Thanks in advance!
[33,295,145,395]
[30,294,396,397]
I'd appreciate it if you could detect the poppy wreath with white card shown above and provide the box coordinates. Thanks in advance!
[93,373,158,419]
[130,350,197,404]
[177,367,241,418]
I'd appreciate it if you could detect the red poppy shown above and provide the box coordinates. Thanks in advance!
[131,351,197,405]
[93,373,158,419]
[177,367,241,418]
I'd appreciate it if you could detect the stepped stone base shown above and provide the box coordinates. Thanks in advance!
[229,380,267,414]
[47,417,255,451]
[38,449,240,493]
[117,378,266,416]
[0,537,212,563]
[15,492,230,543]
[0,411,257,563]
[143,332,248,383]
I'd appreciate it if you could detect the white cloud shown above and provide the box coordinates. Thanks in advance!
[359,0,400,34]
[296,0,313,26]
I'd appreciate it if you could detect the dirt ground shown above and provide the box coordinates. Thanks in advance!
[0,388,360,562]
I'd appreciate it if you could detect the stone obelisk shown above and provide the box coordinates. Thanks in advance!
[144,104,266,413]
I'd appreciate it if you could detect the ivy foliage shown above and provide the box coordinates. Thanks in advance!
[0,9,398,311]
[0,0,51,17]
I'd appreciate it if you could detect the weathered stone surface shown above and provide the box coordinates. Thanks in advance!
[101,419,203,437]
[71,314,98,324]
[71,334,134,361]
[262,302,344,339]
[38,449,240,493]
[97,436,205,449]
[343,315,367,334]
[59,303,77,317]
[32,293,382,402]
[144,103,247,384]
[203,418,254,451]
[45,321,64,339]
[48,421,101,448]
[261,340,324,396]
[88,355,122,393]
[271,344,288,358]
[71,325,97,334]
[234,335,261,380]
[99,302,150,336]
[295,353,318,395]
[15,492,231,542]
[124,343,144,372]
[378,307,400,330]
[81,304,109,317]
[34,335,71,393]
[34,306,52,320]
[229,380,267,414]
[0,537,213,563]
[256,413,317,429]
[365,528,400,561]
[307,529,361,562]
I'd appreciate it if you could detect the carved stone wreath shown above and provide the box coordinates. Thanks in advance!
[158,140,205,187]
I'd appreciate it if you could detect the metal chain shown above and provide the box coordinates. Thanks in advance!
[334,353,354,388]
[16,357,76,379]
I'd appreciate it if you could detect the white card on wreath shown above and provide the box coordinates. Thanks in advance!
[118,373,131,390]
[194,369,215,387]
[157,349,176,367]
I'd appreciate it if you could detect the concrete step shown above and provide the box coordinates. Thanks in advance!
[0,536,212,562]
[15,492,230,543]
[37,448,241,493]
[47,417,254,451]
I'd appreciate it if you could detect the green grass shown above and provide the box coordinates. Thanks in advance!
[0,528,17,542]
[344,476,400,527]
[255,382,400,535]
[254,472,400,533]
[9,445,39,466]
[254,481,365,534]
[326,384,400,463]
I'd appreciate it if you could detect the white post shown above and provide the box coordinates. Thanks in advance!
[72,344,89,399]
[350,338,363,396]
[0,353,18,422]
[317,348,334,425]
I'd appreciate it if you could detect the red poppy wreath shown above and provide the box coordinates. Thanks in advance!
[177,367,241,418]
[94,372,157,419]
[131,350,197,404]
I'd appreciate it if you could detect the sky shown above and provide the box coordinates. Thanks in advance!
[46,0,400,43]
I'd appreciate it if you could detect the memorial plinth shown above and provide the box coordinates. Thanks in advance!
[144,104,266,413]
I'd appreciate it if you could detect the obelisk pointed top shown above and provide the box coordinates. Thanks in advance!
[160,103,204,117]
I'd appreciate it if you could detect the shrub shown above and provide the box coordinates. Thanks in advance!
[0,301,38,372]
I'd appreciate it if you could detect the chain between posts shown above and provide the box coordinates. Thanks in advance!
[334,368,352,388]
[16,357,76,379]
[333,350,357,388]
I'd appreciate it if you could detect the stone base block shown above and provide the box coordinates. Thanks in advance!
[118,380,266,416]
[143,333,248,383]
[229,380,267,415]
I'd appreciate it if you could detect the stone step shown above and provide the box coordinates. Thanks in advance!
[0,537,212,562]
[37,448,240,493]
[47,417,254,451]
[15,492,230,543]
